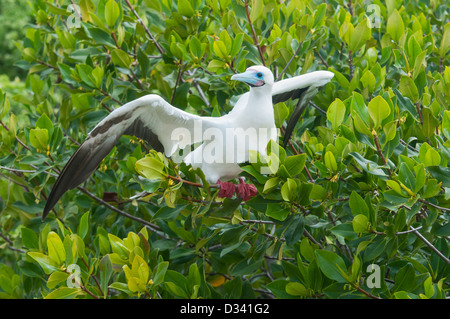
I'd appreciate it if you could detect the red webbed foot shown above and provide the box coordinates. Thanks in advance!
[216,178,257,201]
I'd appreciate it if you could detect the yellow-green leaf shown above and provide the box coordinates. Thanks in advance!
[368,96,390,129]
[47,231,66,266]
[29,128,49,150]
[135,156,166,181]
[327,98,346,131]
[104,0,120,27]
[111,49,131,68]
[387,10,404,42]
[324,151,338,172]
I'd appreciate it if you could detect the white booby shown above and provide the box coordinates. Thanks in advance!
[42,66,333,219]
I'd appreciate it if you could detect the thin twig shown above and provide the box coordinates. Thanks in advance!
[167,175,219,189]
[171,62,184,104]
[315,49,329,68]
[348,50,354,80]
[243,0,266,66]
[0,120,31,151]
[373,131,392,176]
[277,43,302,81]
[76,187,164,235]
[418,199,450,212]
[123,0,165,55]
[410,226,450,264]
[347,0,354,16]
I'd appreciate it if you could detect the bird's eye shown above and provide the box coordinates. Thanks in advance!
[256,72,263,78]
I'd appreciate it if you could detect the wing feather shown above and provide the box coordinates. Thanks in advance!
[42,94,214,219]
[271,71,334,147]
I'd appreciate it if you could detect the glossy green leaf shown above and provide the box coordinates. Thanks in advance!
[315,250,348,283]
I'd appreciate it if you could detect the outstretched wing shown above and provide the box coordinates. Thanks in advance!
[272,71,334,147]
[229,71,333,147]
[42,94,215,220]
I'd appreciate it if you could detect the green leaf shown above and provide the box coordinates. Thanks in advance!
[423,276,435,298]
[281,178,297,202]
[284,154,306,177]
[442,110,450,139]
[439,22,450,57]
[27,252,59,275]
[135,156,166,181]
[398,162,416,192]
[387,9,404,42]
[274,102,289,128]
[47,232,66,266]
[44,287,83,299]
[21,227,39,250]
[327,98,346,131]
[263,177,279,194]
[187,262,201,288]
[349,19,371,52]
[393,263,415,292]
[177,0,195,17]
[266,279,295,299]
[349,191,369,217]
[47,271,69,289]
[349,152,388,177]
[300,239,316,262]
[36,113,54,135]
[99,255,113,298]
[314,250,348,283]
[399,76,419,103]
[111,49,131,68]
[153,261,169,286]
[324,151,338,172]
[352,214,370,234]
[313,3,327,28]
[104,0,120,27]
[427,166,450,187]
[213,40,229,59]
[77,211,90,240]
[266,203,289,221]
[368,96,390,129]
[285,282,309,297]
[230,33,244,57]
[330,223,358,240]
[418,143,441,167]
[250,0,264,22]
[29,128,49,150]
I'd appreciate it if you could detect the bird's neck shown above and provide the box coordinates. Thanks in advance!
[248,86,273,114]
[241,85,275,127]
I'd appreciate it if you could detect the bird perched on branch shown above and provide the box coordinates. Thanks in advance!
[42,65,333,220]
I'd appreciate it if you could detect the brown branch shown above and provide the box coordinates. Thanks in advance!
[244,0,266,66]
[171,62,184,104]
[98,88,122,105]
[410,226,450,264]
[0,120,31,151]
[372,130,392,176]
[315,49,329,68]
[123,0,165,55]
[277,43,303,81]
[416,102,423,124]
[347,0,354,16]
[76,186,164,235]
[167,175,219,189]
[348,50,354,80]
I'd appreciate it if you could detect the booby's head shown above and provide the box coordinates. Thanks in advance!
[231,65,274,88]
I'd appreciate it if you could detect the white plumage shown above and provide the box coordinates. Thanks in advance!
[42,65,333,219]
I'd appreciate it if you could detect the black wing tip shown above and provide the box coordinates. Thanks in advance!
[42,200,54,221]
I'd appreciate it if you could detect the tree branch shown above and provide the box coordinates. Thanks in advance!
[123,0,165,55]
[244,0,266,66]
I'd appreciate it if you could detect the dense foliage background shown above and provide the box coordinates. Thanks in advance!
[0,0,449,299]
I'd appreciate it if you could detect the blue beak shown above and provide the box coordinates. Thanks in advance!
[231,70,264,87]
